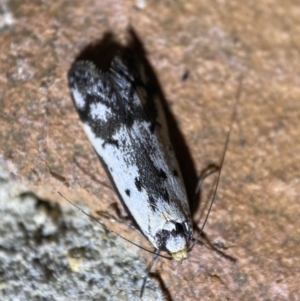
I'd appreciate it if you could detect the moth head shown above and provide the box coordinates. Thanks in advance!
[171,247,188,261]
[155,220,192,261]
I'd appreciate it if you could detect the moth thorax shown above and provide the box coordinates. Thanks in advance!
[157,220,191,262]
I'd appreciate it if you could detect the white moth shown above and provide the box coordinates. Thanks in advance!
[68,51,193,262]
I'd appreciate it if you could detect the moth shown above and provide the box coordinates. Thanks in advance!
[68,51,193,261]
[67,49,237,293]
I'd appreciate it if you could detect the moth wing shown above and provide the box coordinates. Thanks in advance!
[68,57,192,249]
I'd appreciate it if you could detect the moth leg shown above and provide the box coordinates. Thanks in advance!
[192,233,237,263]
[190,164,219,217]
[73,156,114,191]
[194,164,220,196]
[96,208,142,235]
[140,251,161,298]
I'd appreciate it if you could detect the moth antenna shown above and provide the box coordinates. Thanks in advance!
[73,156,114,191]
[140,250,161,298]
[190,76,243,252]
[58,192,171,259]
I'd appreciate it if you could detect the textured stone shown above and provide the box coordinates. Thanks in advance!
[0,157,163,301]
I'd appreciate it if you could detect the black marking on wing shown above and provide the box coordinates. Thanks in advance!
[158,169,167,180]
[154,222,192,252]
[103,138,119,148]
[68,52,159,142]
[135,177,142,192]
[161,187,170,203]
[125,189,130,197]
[148,195,157,212]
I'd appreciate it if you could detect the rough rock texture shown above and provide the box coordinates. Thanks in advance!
[0,157,163,301]
[1,0,300,300]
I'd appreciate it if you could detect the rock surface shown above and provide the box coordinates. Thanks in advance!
[0,157,163,300]
[0,0,300,300]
